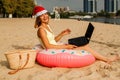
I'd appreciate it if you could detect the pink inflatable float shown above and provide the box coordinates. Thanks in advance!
[36,49,95,68]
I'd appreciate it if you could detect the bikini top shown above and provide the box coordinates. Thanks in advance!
[38,25,57,48]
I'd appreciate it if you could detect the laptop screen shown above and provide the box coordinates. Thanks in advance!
[85,23,94,40]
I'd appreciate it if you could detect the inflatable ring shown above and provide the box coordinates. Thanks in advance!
[36,49,95,68]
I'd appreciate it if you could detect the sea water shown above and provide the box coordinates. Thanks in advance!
[82,17,120,25]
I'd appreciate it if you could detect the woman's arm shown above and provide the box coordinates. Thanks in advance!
[55,29,71,42]
[38,28,77,49]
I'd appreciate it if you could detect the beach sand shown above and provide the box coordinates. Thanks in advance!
[0,18,120,80]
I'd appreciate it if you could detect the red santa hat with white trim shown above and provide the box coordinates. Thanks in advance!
[33,5,48,17]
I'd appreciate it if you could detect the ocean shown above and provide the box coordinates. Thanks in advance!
[82,17,120,25]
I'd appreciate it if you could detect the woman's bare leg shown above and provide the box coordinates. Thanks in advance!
[74,45,119,63]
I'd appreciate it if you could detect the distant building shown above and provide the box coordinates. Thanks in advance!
[104,0,118,13]
[53,6,70,13]
[84,0,97,13]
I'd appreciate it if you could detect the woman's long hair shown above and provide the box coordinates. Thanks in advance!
[34,16,41,28]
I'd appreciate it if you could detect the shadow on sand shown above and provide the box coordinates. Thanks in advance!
[0,60,9,68]
[12,45,32,50]
[91,40,120,48]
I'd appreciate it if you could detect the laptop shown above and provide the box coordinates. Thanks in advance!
[68,22,94,46]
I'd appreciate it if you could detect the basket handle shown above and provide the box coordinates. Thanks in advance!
[8,53,30,75]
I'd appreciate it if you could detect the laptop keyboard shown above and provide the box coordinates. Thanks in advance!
[68,37,89,46]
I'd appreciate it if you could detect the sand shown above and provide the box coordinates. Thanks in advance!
[0,18,120,80]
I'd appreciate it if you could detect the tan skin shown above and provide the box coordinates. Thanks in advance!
[35,13,119,63]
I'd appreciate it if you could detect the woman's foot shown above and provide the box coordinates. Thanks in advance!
[107,54,120,63]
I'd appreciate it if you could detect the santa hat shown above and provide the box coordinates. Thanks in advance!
[33,6,47,17]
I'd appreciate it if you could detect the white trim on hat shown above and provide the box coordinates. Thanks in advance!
[36,10,47,17]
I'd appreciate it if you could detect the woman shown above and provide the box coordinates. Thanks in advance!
[33,5,119,63]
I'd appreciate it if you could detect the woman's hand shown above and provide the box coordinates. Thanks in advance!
[55,29,71,42]
[61,29,71,36]
[66,44,77,49]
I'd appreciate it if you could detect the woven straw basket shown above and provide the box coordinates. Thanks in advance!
[5,50,37,70]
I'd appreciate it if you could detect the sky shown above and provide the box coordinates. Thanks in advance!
[36,0,120,12]
[36,0,83,12]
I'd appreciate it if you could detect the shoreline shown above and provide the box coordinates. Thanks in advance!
[1,17,120,25]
